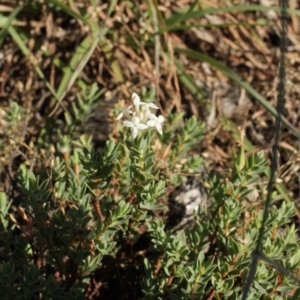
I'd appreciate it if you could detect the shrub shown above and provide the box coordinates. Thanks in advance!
[0,94,299,299]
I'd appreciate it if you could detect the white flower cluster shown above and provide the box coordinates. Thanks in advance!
[116,92,164,139]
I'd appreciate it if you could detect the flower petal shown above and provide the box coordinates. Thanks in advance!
[136,123,148,130]
[148,103,159,109]
[157,115,164,123]
[123,120,134,127]
[132,116,141,125]
[131,127,138,139]
[146,120,156,127]
[116,111,124,120]
[156,124,163,135]
[132,93,141,106]
[147,113,157,120]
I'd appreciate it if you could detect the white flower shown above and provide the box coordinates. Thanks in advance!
[132,92,140,106]
[116,92,164,138]
[139,103,158,123]
[146,115,164,135]
[141,103,159,110]
[116,105,133,120]
[132,92,145,114]
[123,116,148,139]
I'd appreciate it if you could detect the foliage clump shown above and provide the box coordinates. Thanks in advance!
[0,92,299,299]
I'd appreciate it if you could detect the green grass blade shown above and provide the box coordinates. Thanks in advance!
[55,33,100,102]
[47,0,89,24]
[166,0,199,28]
[161,19,268,32]
[165,5,300,28]
[174,59,207,102]
[0,6,24,48]
[174,47,300,139]
[49,1,106,110]
[106,0,119,18]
